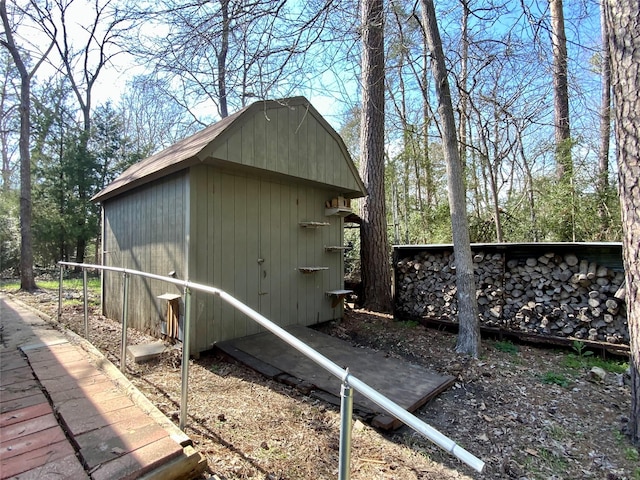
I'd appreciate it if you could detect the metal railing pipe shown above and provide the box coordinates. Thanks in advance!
[83,269,89,341]
[58,265,63,319]
[214,289,485,472]
[338,372,353,480]
[180,286,192,431]
[120,272,130,373]
[57,261,485,473]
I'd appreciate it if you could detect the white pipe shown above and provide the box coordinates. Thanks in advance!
[58,261,485,473]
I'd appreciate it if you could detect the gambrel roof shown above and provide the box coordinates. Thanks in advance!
[93,97,366,203]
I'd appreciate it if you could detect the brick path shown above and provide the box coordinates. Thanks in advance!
[0,294,206,479]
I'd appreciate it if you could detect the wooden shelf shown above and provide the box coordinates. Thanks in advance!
[299,221,330,228]
[325,246,350,252]
[325,207,353,217]
[325,289,353,296]
[157,293,181,301]
[325,289,353,307]
[298,266,329,274]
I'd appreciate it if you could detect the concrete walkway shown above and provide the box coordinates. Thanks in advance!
[0,294,207,479]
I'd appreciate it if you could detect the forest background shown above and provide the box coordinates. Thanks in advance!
[0,0,620,274]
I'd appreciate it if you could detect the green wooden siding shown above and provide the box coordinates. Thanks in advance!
[188,164,346,351]
[208,103,360,194]
[102,172,188,335]
[98,99,362,354]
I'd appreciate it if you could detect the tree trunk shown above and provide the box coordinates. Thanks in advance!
[0,58,14,192]
[218,0,229,118]
[420,42,434,211]
[550,0,572,181]
[458,0,469,167]
[17,74,35,290]
[516,127,538,241]
[1,0,43,291]
[605,0,640,445]
[597,0,611,237]
[419,0,480,357]
[359,0,392,312]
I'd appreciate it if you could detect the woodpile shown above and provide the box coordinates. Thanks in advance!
[395,250,629,345]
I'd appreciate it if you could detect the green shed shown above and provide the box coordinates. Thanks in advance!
[92,97,366,354]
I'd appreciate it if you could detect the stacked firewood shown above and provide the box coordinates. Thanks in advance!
[395,250,629,345]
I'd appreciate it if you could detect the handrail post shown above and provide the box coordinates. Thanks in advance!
[54,261,485,472]
[338,370,353,480]
[58,264,63,319]
[120,272,130,374]
[180,285,192,431]
[83,268,89,341]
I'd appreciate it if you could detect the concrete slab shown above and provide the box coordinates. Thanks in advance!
[126,342,168,363]
[217,325,455,429]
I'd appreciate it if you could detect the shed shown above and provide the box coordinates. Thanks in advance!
[92,97,366,354]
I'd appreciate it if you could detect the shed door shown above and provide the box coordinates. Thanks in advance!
[216,174,297,333]
[257,181,273,316]
[256,180,296,324]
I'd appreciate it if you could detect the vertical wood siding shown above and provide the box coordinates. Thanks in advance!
[102,172,188,335]
[189,165,346,351]
[99,101,359,353]
[209,103,361,194]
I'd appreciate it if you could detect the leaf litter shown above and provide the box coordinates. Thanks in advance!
[9,290,639,480]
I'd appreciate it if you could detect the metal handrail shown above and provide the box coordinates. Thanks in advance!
[58,261,485,474]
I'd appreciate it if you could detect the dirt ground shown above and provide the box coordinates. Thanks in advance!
[7,288,639,480]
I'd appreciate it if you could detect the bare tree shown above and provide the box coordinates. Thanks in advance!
[605,0,640,445]
[419,0,480,356]
[133,0,336,122]
[597,0,612,236]
[550,0,572,181]
[0,0,54,290]
[0,49,19,191]
[39,0,131,265]
[119,75,198,154]
[457,0,470,166]
[359,0,392,312]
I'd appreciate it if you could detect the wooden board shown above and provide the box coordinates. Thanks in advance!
[216,325,455,430]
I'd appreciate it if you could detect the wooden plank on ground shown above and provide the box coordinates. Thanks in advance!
[216,325,455,430]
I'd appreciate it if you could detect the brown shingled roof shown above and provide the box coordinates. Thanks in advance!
[93,96,366,203]
[92,105,246,203]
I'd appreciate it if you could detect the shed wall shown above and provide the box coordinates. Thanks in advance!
[102,172,189,335]
[189,164,346,352]
[206,103,362,194]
